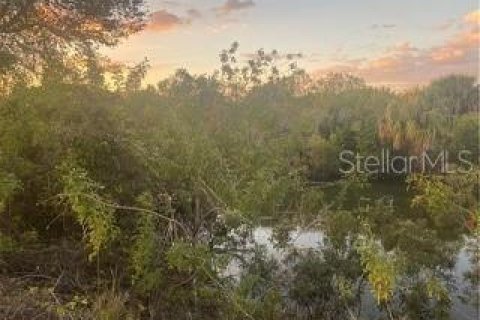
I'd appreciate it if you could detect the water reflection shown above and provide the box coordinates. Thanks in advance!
[247,227,477,319]
[228,182,479,319]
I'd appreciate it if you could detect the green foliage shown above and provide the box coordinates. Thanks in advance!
[129,193,164,293]
[425,276,450,302]
[356,227,398,304]
[409,169,479,231]
[0,171,19,213]
[288,246,362,319]
[421,75,479,116]
[0,172,20,252]
[400,275,452,320]
[451,113,480,160]
[93,290,137,320]
[0,232,17,253]
[166,241,213,274]
[59,160,118,259]
[306,134,340,180]
[226,248,283,320]
[130,215,162,292]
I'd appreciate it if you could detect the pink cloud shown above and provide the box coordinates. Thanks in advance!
[145,10,185,32]
[464,10,480,25]
[215,0,255,16]
[314,11,479,88]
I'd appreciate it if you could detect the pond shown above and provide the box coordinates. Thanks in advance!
[249,228,477,319]
[227,181,479,319]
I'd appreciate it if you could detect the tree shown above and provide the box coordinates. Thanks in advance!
[421,75,479,118]
[218,42,306,98]
[451,113,480,161]
[0,0,145,87]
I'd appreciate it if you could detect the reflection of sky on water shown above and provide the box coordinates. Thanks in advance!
[254,227,324,250]
[451,239,479,320]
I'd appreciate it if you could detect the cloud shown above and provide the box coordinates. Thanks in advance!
[186,8,202,19]
[145,8,203,32]
[428,10,479,64]
[464,10,480,25]
[371,24,397,30]
[145,10,185,32]
[314,11,479,88]
[215,0,255,16]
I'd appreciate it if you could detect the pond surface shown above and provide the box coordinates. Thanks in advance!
[228,181,479,319]
[251,227,477,320]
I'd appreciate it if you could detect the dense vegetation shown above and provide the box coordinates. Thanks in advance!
[0,2,479,319]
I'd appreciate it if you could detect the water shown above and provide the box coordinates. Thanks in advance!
[249,227,478,319]
[226,181,479,319]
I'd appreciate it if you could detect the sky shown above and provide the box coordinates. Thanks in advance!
[102,0,480,89]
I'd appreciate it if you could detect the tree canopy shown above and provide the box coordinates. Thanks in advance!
[0,0,145,88]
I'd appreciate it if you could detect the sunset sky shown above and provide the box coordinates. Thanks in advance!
[102,0,479,88]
